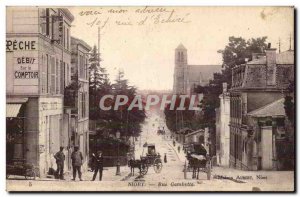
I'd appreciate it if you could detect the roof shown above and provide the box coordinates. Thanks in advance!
[276,50,294,64]
[176,127,194,134]
[248,98,286,117]
[185,129,204,137]
[59,8,75,22]
[71,36,92,51]
[187,64,222,84]
[247,50,294,65]
[176,43,187,50]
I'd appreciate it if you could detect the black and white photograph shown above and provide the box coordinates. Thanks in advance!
[4,5,295,192]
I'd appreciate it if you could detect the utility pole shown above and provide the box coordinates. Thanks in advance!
[98,26,101,55]
[277,38,281,53]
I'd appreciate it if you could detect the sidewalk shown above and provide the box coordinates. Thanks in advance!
[8,166,131,182]
[166,140,186,163]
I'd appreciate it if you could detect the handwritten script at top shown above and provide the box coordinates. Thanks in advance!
[77,7,191,29]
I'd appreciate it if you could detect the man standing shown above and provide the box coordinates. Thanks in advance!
[54,146,65,180]
[91,151,104,181]
[71,146,83,181]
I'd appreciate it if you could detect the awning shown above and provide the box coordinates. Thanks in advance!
[6,104,22,117]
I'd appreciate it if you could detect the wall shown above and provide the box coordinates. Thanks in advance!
[219,94,230,166]
[38,96,63,176]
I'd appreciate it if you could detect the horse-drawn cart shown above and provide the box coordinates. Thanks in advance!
[185,143,211,180]
[128,143,163,176]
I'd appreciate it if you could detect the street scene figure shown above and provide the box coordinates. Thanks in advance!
[54,146,65,180]
[91,151,104,181]
[71,146,83,181]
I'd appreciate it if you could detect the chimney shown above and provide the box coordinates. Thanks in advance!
[265,43,277,86]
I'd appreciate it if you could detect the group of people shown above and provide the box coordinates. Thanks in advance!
[54,146,104,181]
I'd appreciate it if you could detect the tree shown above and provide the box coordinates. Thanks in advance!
[89,45,108,120]
[110,70,146,138]
[217,36,268,87]
[164,96,197,132]
[284,80,295,125]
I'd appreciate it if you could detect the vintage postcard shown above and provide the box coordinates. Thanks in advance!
[6,6,295,192]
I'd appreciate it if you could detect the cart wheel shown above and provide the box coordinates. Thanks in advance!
[25,169,36,180]
[140,163,148,175]
[153,158,162,173]
[206,161,211,180]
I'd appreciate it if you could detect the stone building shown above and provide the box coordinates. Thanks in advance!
[173,44,222,95]
[6,7,74,177]
[68,37,92,170]
[229,46,294,170]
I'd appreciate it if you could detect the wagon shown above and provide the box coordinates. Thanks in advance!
[139,143,163,175]
[185,143,211,180]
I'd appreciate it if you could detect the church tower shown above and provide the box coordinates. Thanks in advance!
[173,43,188,94]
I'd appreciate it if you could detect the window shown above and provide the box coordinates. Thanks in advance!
[67,63,69,85]
[78,92,82,118]
[60,61,64,92]
[40,9,46,35]
[56,59,60,94]
[46,8,50,36]
[79,55,84,79]
[85,58,88,80]
[67,28,69,50]
[41,54,46,93]
[50,57,56,94]
[63,26,66,48]
[82,93,86,118]
[46,54,50,93]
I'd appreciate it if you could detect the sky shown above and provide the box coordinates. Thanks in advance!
[69,6,294,90]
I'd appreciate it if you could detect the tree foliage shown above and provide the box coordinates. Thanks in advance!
[217,36,268,87]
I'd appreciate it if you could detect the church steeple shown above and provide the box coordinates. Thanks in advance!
[175,43,187,66]
[173,43,188,94]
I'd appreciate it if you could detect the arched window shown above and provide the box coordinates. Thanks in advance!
[178,52,181,62]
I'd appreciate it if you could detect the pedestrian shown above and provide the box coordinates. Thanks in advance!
[164,153,167,163]
[54,146,65,180]
[178,146,181,153]
[173,140,176,147]
[71,146,83,181]
[91,150,104,181]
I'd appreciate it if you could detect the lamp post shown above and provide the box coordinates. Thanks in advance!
[116,131,121,176]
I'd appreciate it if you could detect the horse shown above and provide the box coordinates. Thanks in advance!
[128,159,142,176]
[189,157,207,179]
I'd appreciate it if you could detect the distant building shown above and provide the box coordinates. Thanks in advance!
[6,7,74,176]
[229,45,294,170]
[185,129,205,144]
[173,44,222,95]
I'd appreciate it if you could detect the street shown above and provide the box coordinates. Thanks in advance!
[6,110,294,191]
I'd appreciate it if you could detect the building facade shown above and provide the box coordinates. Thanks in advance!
[217,83,230,166]
[69,37,92,170]
[6,7,74,177]
[229,46,294,170]
[173,44,222,95]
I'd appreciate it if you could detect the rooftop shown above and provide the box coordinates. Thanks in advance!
[248,98,285,117]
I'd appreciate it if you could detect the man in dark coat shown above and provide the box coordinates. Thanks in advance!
[91,151,104,181]
[54,146,65,180]
[71,146,83,181]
